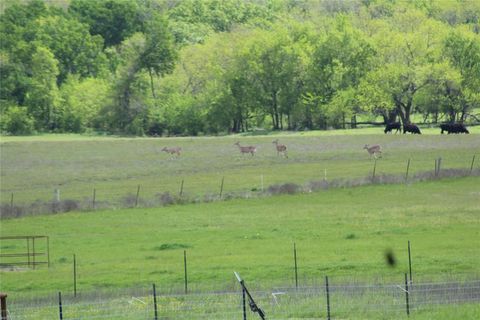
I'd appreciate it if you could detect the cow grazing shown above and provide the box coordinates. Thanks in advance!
[384,122,401,134]
[440,123,469,134]
[403,123,421,134]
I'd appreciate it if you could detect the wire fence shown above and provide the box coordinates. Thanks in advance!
[4,279,480,319]
[2,154,479,218]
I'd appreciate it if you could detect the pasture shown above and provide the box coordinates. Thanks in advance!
[1,128,479,318]
[1,127,479,210]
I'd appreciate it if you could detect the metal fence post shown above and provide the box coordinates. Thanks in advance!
[325,276,331,320]
[219,177,225,198]
[408,241,412,284]
[135,185,140,207]
[405,273,410,316]
[58,291,63,320]
[242,287,247,320]
[184,250,188,294]
[471,155,476,173]
[73,254,77,297]
[405,159,410,183]
[153,283,158,320]
[293,243,298,289]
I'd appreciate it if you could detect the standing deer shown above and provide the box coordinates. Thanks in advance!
[363,144,382,159]
[272,139,288,158]
[234,142,256,156]
[161,147,182,157]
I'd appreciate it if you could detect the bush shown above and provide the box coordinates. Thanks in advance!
[0,105,35,135]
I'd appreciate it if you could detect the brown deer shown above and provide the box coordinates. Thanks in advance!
[161,147,182,157]
[234,142,256,156]
[272,139,288,158]
[363,144,382,159]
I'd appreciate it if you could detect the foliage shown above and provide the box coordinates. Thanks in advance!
[1,0,479,136]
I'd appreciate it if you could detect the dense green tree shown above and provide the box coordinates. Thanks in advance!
[24,46,61,130]
[69,0,141,47]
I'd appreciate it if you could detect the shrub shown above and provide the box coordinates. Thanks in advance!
[0,105,35,135]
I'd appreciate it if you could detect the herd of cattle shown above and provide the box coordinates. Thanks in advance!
[384,122,470,134]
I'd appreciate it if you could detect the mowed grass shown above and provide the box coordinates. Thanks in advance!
[1,127,480,205]
[1,177,479,294]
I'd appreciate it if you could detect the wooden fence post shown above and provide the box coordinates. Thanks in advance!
[372,159,377,181]
[0,293,7,320]
[179,179,184,197]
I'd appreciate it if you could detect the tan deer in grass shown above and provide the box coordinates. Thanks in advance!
[234,142,256,156]
[161,147,182,157]
[363,144,382,159]
[272,139,288,158]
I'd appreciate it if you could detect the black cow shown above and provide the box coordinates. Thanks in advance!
[440,123,469,134]
[403,123,421,134]
[384,122,401,134]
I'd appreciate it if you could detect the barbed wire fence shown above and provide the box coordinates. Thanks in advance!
[1,154,479,218]
[4,278,480,319]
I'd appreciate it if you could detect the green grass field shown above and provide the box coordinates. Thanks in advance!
[1,127,479,208]
[1,129,479,318]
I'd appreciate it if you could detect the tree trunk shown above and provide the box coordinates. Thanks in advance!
[148,69,156,99]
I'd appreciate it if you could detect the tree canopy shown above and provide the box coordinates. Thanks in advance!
[1,0,479,135]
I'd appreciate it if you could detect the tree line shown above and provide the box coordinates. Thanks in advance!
[1,0,479,136]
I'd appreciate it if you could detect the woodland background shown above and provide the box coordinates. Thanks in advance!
[1,0,479,136]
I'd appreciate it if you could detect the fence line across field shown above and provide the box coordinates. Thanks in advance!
[2,154,479,218]
[5,277,480,320]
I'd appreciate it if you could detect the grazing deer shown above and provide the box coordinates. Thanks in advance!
[363,144,382,159]
[234,142,256,156]
[161,147,182,157]
[272,139,288,158]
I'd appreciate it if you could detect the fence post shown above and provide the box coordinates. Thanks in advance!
[92,188,96,210]
[184,250,188,294]
[408,240,412,284]
[471,155,476,174]
[10,193,13,214]
[219,177,225,199]
[47,236,50,268]
[372,158,377,181]
[58,291,63,320]
[261,174,264,192]
[152,283,158,320]
[405,159,410,183]
[135,185,140,207]
[437,157,442,176]
[0,293,7,320]
[404,273,410,316]
[325,276,331,320]
[242,287,247,320]
[32,237,35,270]
[73,254,77,298]
[26,238,30,268]
[293,242,298,289]
[179,179,184,197]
